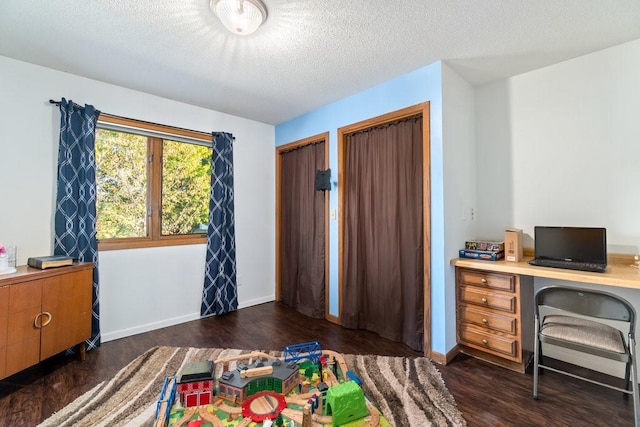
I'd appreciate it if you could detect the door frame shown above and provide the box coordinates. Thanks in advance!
[337,102,431,357]
[275,132,330,319]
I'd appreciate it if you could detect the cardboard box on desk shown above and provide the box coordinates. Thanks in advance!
[505,228,523,262]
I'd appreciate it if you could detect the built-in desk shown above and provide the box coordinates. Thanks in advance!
[450,255,640,372]
[451,255,640,289]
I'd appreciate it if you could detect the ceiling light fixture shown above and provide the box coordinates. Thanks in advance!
[210,0,268,36]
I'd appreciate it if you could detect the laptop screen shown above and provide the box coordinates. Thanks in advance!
[534,226,607,264]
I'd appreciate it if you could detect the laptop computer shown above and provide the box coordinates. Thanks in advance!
[528,226,607,273]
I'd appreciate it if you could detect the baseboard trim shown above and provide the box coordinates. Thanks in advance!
[430,345,460,365]
[238,295,275,309]
[325,313,340,324]
[102,313,201,343]
[458,345,530,373]
[103,296,276,343]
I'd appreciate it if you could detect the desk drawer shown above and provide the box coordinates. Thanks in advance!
[459,325,518,359]
[458,286,516,314]
[459,270,515,292]
[458,305,517,335]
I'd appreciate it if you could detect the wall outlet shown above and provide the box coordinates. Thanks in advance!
[330,209,337,220]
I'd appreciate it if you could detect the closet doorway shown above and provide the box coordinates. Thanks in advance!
[338,103,431,355]
[276,133,329,319]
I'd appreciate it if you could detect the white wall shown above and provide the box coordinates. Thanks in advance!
[442,63,477,352]
[0,56,276,342]
[476,38,640,248]
[475,38,640,376]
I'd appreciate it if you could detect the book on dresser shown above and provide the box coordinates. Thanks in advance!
[27,255,74,269]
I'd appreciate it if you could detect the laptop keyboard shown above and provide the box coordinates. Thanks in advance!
[528,258,606,273]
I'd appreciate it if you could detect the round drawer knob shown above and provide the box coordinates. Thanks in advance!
[482,339,488,345]
[482,318,488,324]
[481,278,487,284]
[481,297,488,303]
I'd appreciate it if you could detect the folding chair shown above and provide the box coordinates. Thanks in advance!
[533,285,639,426]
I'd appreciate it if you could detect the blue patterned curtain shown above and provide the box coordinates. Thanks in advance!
[54,98,101,350]
[201,132,238,316]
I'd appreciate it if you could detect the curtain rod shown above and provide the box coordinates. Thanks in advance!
[48,99,234,140]
[49,99,135,124]
[49,99,85,109]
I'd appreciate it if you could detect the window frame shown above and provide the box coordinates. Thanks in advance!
[96,114,212,251]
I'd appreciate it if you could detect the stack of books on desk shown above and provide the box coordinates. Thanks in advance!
[459,240,505,261]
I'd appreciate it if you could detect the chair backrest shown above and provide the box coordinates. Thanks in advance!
[536,285,636,335]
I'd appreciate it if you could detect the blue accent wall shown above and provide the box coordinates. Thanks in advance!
[275,61,447,354]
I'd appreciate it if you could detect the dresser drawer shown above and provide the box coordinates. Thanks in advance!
[458,285,516,314]
[459,325,518,359]
[458,270,515,292]
[458,304,517,335]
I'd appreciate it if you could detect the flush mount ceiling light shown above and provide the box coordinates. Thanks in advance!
[210,0,268,36]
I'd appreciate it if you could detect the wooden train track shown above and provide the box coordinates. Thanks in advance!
[236,417,253,427]
[172,407,196,427]
[197,406,224,427]
[321,350,349,378]
[154,376,176,427]
[213,352,277,364]
[214,400,243,414]
[280,408,325,427]
[363,402,381,427]
[159,348,380,427]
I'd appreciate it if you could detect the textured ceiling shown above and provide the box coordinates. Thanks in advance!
[1,1,639,125]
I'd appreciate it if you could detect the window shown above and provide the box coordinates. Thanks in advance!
[95,115,212,250]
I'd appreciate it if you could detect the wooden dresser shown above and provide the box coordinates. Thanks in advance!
[451,255,640,373]
[455,267,534,373]
[0,263,93,379]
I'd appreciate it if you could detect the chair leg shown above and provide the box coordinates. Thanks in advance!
[632,361,639,427]
[537,339,544,376]
[533,318,540,399]
[630,338,639,427]
[626,359,632,397]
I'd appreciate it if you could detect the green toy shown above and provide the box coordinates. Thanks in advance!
[324,381,368,427]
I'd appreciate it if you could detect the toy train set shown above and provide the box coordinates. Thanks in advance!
[153,341,389,427]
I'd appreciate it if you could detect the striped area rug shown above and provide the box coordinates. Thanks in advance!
[39,346,466,427]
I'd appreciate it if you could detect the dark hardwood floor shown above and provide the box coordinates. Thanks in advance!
[0,302,635,426]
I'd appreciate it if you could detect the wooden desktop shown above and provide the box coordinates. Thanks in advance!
[451,254,640,290]
[450,254,640,372]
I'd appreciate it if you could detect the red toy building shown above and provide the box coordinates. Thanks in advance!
[177,361,215,408]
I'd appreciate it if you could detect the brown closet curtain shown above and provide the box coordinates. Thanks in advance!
[341,116,424,351]
[280,142,326,318]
